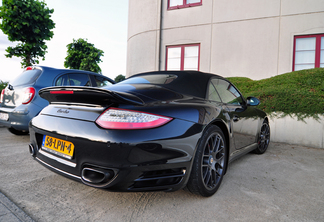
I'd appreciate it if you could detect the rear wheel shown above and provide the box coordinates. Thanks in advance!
[253,121,270,154]
[8,127,29,135]
[187,125,227,197]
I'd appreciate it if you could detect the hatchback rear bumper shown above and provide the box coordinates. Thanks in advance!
[0,104,42,131]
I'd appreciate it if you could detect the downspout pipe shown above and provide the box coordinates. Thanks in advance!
[158,0,163,71]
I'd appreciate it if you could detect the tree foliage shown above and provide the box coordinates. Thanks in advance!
[0,80,8,92]
[64,38,104,73]
[0,0,55,67]
[114,74,125,83]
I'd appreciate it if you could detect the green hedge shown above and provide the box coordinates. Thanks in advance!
[227,68,324,119]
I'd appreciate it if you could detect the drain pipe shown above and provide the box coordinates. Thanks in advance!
[158,0,163,71]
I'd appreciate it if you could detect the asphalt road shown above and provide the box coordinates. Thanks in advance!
[0,127,323,222]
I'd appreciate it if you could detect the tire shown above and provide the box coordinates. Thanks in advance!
[253,121,270,154]
[8,127,29,135]
[187,125,227,197]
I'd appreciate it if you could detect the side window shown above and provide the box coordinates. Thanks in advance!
[213,79,243,105]
[207,81,221,102]
[94,76,113,87]
[55,74,69,86]
[68,74,91,86]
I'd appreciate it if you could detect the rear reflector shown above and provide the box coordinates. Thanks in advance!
[96,108,172,130]
[50,91,74,94]
[22,87,36,104]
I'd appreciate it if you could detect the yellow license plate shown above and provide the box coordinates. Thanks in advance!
[42,135,75,160]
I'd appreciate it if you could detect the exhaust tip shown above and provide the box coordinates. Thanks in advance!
[81,167,116,188]
[28,144,36,157]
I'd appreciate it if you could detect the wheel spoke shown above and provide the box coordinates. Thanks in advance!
[204,169,211,185]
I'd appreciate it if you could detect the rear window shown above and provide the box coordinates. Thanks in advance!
[10,69,42,86]
[120,74,178,85]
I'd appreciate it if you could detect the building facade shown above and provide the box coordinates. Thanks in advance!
[127,0,324,80]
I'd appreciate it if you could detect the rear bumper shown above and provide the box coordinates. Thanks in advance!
[0,104,42,131]
[29,113,203,192]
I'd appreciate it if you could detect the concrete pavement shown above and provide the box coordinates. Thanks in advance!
[0,126,323,221]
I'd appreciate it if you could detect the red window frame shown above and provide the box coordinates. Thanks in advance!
[168,0,202,10]
[293,33,324,71]
[165,44,200,71]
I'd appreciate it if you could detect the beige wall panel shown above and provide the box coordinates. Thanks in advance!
[128,0,160,39]
[127,31,158,76]
[211,18,280,80]
[213,0,280,23]
[281,0,324,15]
[277,12,324,75]
[163,1,213,29]
[160,24,212,72]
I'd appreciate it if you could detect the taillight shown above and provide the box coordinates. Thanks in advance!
[0,89,4,103]
[96,108,172,130]
[22,87,36,104]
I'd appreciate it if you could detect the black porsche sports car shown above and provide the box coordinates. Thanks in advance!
[29,71,270,197]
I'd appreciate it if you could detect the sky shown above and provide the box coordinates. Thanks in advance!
[0,0,129,82]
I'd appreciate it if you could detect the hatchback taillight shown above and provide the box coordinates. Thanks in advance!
[0,89,4,103]
[22,87,36,104]
[96,108,172,130]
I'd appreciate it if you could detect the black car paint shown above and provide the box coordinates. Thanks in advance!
[29,71,267,192]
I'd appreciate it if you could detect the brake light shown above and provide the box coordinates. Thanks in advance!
[0,89,4,103]
[50,91,74,94]
[96,108,172,130]
[22,87,36,104]
[25,66,34,71]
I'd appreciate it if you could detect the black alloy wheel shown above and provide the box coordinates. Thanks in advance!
[254,121,270,154]
[187,125,227,197]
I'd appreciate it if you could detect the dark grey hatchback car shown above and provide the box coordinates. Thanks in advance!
[0,66,115,135]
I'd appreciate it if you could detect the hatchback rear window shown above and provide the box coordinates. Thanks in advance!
[10,69,42,87]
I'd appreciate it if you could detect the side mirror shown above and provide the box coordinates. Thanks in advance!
[246,96,260,106]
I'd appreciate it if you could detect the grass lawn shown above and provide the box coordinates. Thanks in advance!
[227,68,324,119]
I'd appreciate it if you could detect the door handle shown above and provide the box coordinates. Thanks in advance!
[233,115,240,122]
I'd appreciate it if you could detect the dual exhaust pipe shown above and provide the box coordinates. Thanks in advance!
[29,144,36,157]
[28,143,116,188]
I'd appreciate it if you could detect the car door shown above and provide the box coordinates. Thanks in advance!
[211,78,259,149]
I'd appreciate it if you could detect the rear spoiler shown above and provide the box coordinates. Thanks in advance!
[39,86,144,106]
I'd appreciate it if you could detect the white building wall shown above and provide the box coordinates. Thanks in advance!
[127,0,324,79]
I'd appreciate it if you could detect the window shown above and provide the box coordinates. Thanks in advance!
[94,76,113,87]
[168,0,202,10]
[56,74,91,86]
[212,79,243,105]
[120,74,178,85]
[166,44,200,71]
[293,34,324,71]
[11,69,42,87]
[208,81,221,102]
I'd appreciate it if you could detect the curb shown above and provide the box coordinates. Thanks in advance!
[0,191,35,222]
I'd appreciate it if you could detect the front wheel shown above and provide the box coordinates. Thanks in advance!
[187,125,227,197]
